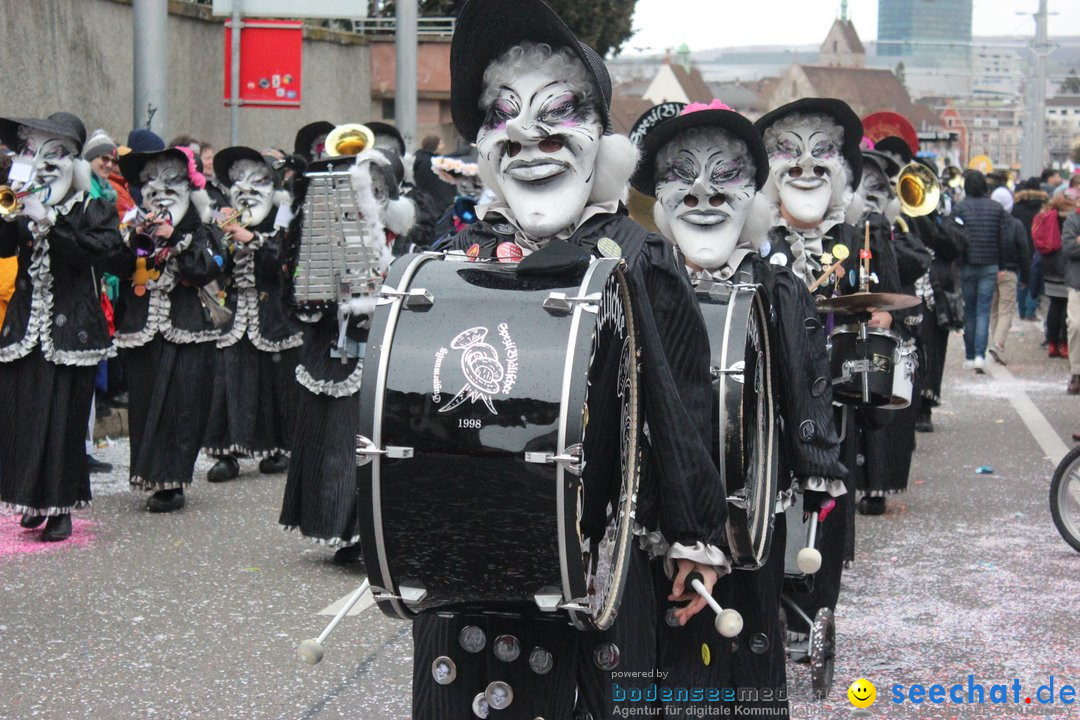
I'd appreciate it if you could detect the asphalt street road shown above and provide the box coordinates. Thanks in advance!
[0,317,1077,719]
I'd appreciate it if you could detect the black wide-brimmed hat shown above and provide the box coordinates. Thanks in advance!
[874,135,914,165]
[450,0,612,140]
[214,146,278,188]
[630,102,770,197]
[366,121,406,156]
[0,112,87,153]
[861,150,900,180]
[293,120,335,161]
[118,147,191,187]
[755,98,864,190]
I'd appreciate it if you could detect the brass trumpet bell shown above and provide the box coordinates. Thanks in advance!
[896,163,941,217]
[942,166,963,189]
[324,123,375,158]
[0,185,23,216]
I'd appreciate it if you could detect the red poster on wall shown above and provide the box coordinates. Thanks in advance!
[224,19,303,108]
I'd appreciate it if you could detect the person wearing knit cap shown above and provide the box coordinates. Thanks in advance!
[0,111,124,541]
[115,145,225,512]
[631,99,846,718]
[200,147,302,481]
[405,1,728,717]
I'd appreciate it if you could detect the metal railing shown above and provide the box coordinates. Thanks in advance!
[183,2,454,37]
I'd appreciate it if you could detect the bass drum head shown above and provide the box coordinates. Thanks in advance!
[723,290,778,568]
[574,267,641,631]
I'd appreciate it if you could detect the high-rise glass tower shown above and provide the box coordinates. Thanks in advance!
[878,0,973,68]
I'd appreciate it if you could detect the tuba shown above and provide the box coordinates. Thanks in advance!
[323,123,375,158]
[896,163,941,217]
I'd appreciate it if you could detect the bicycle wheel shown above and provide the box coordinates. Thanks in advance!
[1049,445,1080,553]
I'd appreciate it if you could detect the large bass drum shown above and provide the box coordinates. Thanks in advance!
[696,281,779,569]
[357,253,641,631]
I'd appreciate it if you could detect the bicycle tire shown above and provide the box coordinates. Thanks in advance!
[1049,445,1080,553]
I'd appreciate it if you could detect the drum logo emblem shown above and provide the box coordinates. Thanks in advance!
[434,325,518,414]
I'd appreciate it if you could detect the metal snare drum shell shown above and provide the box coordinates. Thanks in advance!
[828,324,901,407]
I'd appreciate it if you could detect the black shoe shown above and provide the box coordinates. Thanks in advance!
[88,455,113,474]
[915,411,934,433]
[857,496,887,516]
[258,453,289,475]
[41,514,72,541]
[207,456,240,483]
[333,543,364,565]
[109,392,129,408]
[20,513,46,529]
[147,488,185,513]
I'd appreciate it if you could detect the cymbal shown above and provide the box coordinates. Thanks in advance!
[815,292,922,314]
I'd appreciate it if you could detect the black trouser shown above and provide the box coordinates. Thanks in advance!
[1047,296,1068,344]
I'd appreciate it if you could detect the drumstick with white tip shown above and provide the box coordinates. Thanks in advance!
[683,571,744,638]
[808,260,845,293]
[796,497,837,575]
[297,579,370,665]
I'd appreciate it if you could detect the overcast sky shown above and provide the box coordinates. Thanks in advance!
[626,0,1080,54]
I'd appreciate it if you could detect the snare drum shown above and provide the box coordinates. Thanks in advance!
[697,282,779,569]
[828,324,901,406]
[356,253,641,631]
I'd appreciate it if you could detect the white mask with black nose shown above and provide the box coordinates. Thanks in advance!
[227,159,275,226]
[762,112,849,225]
[17,128,78,206]
[140,156,191,225]
[653,127,756,271]
[475,43,603,240]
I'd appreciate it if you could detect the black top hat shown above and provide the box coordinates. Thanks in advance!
[366,121,406,156]
[213,146,276,188]
[450,0,612,141]
[874,136,914,165]
[754,98,864,190]
[861,150,900,180]
[0,112,87,153]
[630,103,770,197]
[293,121,335,161]
[118,147,191,187]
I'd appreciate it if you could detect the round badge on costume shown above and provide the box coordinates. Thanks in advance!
[597,237,621,259]
[833,244,851,261]
[821,252,834,266]
[496,241,523,263]
[493,634,521,662]
[664,607,681,628]
[593,642,620,671]
[466,243,481,261]
[459,625,487,654]
[759,240,771,257]
[701,643,711,666]
[749,632,770,654]
[770,253,788,267]
[492,223,516,235]
[528,646,554,675]
[431,656,457,685]
[485,681,514,710]
[472,692,490,718]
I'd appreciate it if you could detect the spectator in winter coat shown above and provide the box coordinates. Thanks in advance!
[1013,178,1048,320]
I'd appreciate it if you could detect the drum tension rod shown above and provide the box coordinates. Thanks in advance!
[542,292,602,315]
[355,435,414,467]
[377,287,434,308]
[524,444,583,475]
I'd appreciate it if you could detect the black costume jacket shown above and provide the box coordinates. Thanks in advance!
[217,215,303,352]
[451,209,728,554]
[0,195,122,366]
[112,206,225,348]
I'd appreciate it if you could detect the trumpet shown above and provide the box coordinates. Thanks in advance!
[896,162,941,218]
[0,184,45,216]
[323,123,375,158]
[128,209,167,257]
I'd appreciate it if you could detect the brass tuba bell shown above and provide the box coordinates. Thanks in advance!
[324,123,376,158]
[896,163,941,217]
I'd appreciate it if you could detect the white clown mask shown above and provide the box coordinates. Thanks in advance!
[16,128,79,206]
[228,159,275,226]
[857,160,894,219]
[654,127,757,271]
[475,43,603,240]
[762,112,850,226]
[140,156,192,224]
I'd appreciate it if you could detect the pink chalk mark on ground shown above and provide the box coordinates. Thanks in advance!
[0,516,96,559]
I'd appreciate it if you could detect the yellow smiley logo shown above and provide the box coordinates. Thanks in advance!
[848,678,876,708]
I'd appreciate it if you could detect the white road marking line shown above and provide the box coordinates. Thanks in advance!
[984,362,1070,465]
[318,585,375,617]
